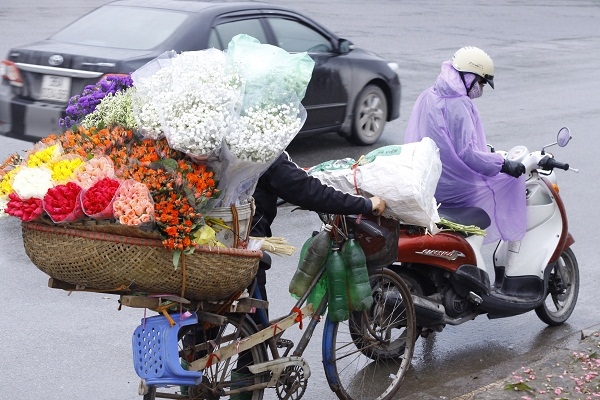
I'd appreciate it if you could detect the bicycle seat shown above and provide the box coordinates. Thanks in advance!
[437,206,491,230]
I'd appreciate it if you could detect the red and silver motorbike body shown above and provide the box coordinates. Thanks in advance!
[392,128,579,333]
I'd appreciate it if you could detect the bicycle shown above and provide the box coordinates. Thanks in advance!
[124,212,417,400]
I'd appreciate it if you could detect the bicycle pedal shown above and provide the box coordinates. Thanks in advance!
[276,338,294,348]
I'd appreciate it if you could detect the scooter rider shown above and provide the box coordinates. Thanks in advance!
[404,46,526,244]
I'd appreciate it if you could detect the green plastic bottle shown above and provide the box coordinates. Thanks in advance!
[342,236,373,311]
[307,274,328,314]
[290,234,314,300]
[326,246,349,322]
[289,225,332,298]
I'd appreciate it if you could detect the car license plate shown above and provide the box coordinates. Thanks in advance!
[40,75,72,103]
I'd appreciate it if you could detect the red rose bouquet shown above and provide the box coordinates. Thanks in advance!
[81,177,121,219]
[43,182,84,223]
[5,193,44,222]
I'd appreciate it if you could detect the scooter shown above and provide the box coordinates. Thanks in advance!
[390,127,579,337]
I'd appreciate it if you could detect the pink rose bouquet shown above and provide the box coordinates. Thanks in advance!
[74,156,115,189]
[113,179,155,227]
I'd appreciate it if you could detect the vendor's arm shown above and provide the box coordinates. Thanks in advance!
[265,152,374,215]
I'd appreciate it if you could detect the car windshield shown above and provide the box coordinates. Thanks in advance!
[50,6,189,50]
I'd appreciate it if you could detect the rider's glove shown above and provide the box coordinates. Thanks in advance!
[501,159,526,178]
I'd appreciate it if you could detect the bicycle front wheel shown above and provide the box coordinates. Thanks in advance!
[322,268,416,400]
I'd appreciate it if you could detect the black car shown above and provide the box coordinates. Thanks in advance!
[0,0,401,145]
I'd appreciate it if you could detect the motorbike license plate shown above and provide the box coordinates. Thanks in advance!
[40,75,71,103]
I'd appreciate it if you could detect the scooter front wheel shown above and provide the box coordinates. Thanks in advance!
[535,248,579,326]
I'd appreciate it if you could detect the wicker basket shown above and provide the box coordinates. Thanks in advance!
[21,222,262,301]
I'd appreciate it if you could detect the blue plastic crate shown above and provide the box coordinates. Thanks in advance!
[132,312,203,387]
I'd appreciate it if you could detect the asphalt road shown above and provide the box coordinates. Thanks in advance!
[1,1,599,400]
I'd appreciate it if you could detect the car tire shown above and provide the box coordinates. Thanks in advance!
[349,84,387,145]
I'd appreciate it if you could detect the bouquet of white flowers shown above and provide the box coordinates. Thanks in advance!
[130,34,315,205]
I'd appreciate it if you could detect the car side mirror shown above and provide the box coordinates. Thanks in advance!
[338,39,353,54]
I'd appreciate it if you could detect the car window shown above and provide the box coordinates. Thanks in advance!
[209,19,268,50]
[51,6,189,50]
[268,18,333,53]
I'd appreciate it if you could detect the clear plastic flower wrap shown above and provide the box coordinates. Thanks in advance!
[24,141,63,169]
[226,34,315,109]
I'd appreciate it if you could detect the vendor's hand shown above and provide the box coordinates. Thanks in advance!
[501,159,526,178]
[370,196,386,216]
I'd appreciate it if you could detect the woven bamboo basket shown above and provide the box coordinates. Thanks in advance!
[21,221,262,301]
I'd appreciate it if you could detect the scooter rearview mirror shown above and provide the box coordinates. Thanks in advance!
[557,127,572,147]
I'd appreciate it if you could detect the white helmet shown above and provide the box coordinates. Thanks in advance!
[451,46,495,89]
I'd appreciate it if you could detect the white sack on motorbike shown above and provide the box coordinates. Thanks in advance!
[308,138,442,233]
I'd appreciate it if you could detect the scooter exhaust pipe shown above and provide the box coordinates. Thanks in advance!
[411,294,446,327]
[377,288,447,327]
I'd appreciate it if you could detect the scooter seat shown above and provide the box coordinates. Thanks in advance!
[438,206,491,230]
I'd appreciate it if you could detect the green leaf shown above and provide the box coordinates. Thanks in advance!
[589,351,598,359]
[161,158,178,172]
[503,382,534,392]
[172,250,182,270]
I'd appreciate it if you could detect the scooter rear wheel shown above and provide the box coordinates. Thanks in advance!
[535,248,579,326]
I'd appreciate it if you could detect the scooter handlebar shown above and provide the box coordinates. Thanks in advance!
[538,155,570,171]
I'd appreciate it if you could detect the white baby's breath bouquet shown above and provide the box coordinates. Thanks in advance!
[132,49,244,159]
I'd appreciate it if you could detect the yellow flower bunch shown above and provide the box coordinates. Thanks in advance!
[0,168,19,196]
[50,157,85,184]
[26,144,61,168]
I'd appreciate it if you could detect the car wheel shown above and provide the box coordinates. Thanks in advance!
[349,84,387,145]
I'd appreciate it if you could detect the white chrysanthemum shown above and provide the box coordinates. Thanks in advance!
[11,167,54,199]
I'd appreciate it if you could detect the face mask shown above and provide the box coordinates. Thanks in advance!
[468,81,483,99]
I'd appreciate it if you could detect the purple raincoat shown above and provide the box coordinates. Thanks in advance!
[405,61,526,243]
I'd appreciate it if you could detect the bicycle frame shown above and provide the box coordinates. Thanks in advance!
[130,212,416,400]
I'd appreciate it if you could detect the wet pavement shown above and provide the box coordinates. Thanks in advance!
[451,325,600,400]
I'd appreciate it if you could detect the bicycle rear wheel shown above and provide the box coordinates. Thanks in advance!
[322,268,416,400]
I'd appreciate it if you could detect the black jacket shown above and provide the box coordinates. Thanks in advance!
[250,152,372,237]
